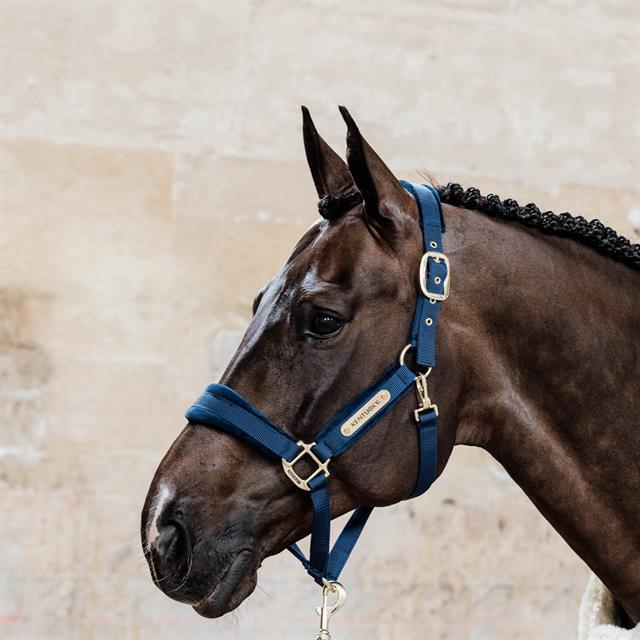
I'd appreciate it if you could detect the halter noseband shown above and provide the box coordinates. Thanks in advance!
[185,181,449,589]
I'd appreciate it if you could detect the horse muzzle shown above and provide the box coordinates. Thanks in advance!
[142,491,261,616]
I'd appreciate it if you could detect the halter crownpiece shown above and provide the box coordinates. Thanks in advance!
[185,181,449,632]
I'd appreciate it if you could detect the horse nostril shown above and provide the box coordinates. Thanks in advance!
[151,520,191,581]
[156,523,180,558]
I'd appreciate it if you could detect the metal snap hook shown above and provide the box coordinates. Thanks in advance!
[315,581,347,640]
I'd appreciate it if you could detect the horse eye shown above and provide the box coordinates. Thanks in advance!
[307,310,344,338]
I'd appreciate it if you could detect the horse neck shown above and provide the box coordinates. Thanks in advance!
[438,204,640,623]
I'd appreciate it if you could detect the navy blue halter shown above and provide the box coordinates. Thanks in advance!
[186,182,450,587]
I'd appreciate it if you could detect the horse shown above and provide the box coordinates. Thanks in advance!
[141,106,640,630]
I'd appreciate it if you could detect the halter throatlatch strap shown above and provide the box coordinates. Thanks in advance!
[185,181,449,586]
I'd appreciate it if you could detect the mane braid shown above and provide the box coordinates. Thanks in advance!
[437,183,640,270]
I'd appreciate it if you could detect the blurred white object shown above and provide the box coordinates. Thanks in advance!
[578,573,639,639]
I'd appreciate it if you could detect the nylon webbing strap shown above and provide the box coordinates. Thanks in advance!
[312,365,416,461]
[308,474,330,578]
[186,384,300,461]
[288,506,373,583]
[410,409,438,498]
[400,180,447,368]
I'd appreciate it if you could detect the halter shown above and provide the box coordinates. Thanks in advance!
[185,181,449,614]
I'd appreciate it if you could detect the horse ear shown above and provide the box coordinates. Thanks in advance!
[339,106,414,231]
[302,106,356,220]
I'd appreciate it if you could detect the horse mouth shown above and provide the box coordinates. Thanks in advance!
[192,549,257,618]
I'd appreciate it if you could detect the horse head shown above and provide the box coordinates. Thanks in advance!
[141,107,458,618]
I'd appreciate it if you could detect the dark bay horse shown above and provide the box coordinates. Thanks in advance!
[142,107,640,627]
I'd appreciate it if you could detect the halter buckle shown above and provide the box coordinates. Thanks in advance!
[282,441,330,492]
[419,251,450,301]
[414,372,438,421]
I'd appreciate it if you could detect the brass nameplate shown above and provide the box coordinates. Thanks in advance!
[340,390,391,437]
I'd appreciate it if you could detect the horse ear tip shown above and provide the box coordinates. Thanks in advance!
[301,106,317,136]
[338,106,358,132]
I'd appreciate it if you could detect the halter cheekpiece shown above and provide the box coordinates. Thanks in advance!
[185,181,449,603]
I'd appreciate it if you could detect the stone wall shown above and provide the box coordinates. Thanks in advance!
[1,2,638,638]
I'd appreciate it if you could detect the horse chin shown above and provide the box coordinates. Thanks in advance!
[192,549,258,619]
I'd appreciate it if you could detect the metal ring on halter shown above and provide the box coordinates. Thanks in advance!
[398,344,432,376]
[322,577,337,591]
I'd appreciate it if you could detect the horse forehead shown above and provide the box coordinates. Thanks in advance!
[307,218,371,285]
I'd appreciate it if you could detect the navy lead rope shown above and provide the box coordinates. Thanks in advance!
[185,182,449,586]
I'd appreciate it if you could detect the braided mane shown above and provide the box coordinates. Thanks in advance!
[437,183,639,270]
[318,182,639,269]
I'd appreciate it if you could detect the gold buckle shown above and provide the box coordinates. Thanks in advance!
[414,372,438,421]
[419,251,450,301]
[281,441,330,492]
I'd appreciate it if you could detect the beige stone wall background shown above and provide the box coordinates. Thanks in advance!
[1,1,638,639]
